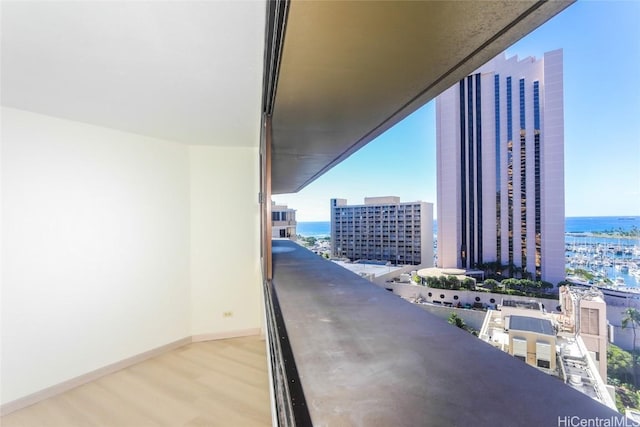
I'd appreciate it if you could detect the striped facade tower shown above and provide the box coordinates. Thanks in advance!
[436,50,565,284]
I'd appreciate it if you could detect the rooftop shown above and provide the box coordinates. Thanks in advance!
[502,300,544,311]
[332,260,403,278]
[558,335,617,410]
[509,315,556,336]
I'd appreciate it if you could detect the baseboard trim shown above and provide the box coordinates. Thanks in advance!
[1,330,261,416]
[191,328,261,342]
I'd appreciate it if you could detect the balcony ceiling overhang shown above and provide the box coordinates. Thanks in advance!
[270,0,573,194]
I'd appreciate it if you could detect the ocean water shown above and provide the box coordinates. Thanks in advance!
[298,216,640,238]
[297,216,640,286]
[565,216,639,234]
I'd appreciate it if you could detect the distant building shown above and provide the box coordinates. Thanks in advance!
[508,315,556,371]
[559,286,609,381]
[272,202,297,239]
[330,197,433,266]
[436,50,565,284]
[479,290,616,410]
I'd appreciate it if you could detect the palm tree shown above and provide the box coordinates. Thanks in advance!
[621,307,640,386]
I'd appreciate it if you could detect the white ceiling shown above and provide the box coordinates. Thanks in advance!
[1,1,266,147]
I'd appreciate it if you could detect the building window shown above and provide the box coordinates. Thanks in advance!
[519,78,527,271]
[536,359,550,369]
[467,75,475,269]
[459,79,467,268]
[475,73,483,267]
[454,295,459,300]
[533,80,542,279]
[494,73,501,265]
[580,308,600,335]
[506,76,514,268]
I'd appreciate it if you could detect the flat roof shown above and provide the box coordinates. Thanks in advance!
[417,267,466,277]
[509,315,555,336]
[502,300,543,311]
[332,260,403,278]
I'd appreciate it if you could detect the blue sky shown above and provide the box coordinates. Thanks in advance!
[273,1,640,222]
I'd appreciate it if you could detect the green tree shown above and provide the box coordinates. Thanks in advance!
[622,308,640,386]
[448,312,478,336]
[539,281,554,293]
[462,278,476,291]
[615,384,640,412]
[520,279,536,293]
[502,278,519,291]
[445,275,460,290]
[483,279,499,291]
[425,276,441,288]
[609,344,634,385]
[448,313,466,329]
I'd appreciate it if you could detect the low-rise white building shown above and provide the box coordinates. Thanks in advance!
[272,201,297,239]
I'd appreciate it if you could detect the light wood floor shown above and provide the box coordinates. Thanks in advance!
[1,336,273,427]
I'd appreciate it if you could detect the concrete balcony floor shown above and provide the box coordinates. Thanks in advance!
[272,239,619,426]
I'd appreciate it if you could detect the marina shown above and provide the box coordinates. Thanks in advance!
[565,234,640,289]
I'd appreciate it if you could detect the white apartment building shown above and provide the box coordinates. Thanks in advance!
[331,197,433,266]
[271,202,297,239]
[436,50,565,284]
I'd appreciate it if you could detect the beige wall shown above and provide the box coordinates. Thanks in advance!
[559,287,608,380]
[508,330,556,371]
[189,146,262,337]
[579,298,608,381]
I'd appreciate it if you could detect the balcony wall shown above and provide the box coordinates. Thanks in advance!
[271,239,619,426]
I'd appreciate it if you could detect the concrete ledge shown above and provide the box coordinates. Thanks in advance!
[272,239,620,426]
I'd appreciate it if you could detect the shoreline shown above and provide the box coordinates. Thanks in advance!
[566,232,640,241]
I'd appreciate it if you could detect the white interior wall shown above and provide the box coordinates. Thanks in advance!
[1,107,263,406]
[189,146,262,337]
[1,108,191,405]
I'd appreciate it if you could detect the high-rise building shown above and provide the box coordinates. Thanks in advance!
[272,202,297,239]
[331,197,433,266]
[436,50,565,284]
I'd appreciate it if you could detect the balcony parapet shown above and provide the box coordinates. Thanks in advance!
[269,239,620,426]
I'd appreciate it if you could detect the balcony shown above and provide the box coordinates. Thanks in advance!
[267,240,619,426]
